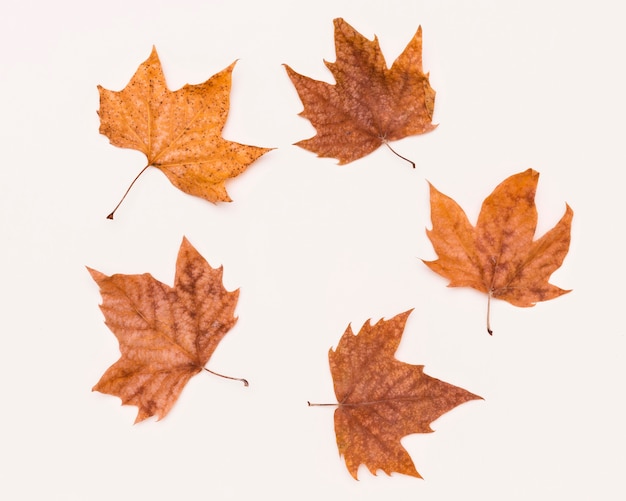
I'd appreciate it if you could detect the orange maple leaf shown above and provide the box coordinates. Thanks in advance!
[98,47,272,218]
[423,169,573,334]
[285,18,436,165]
[311,310,481,479]
[88,237,246,423]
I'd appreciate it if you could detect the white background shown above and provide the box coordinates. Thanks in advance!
[1,0,625,499]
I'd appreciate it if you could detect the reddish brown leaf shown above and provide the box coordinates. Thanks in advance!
[285,18,436,165]
[98,47,272,218]
[319,310,481,479]
[423,169,573,333]
[88,237,243,423]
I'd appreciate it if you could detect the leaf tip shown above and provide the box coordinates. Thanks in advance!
[86,266,106,282]
[399,308,415,319]
[223,59,239,74]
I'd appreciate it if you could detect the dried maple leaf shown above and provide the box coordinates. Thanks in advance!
[423,169,573,334]
[98,47,272,218]
[88,237,246,423]
[311,310,481,479]
[285,18,436,165]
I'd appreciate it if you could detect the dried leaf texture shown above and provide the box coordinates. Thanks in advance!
[88,237,238,423]
[98,47,271,206]
[328,310,481,479]
[424,169,572,317]
[285,18,436,164]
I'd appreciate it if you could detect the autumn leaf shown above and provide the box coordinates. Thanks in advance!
[88,237,246,423]
[310,310,481,479]
[423,169,573,334]
[285,18,436,166]
[98,47,272,218]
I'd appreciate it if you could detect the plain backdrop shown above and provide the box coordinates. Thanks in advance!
[1,0,624,499]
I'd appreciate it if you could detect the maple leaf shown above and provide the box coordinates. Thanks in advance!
[423,169,573,334]
[285,18,436,166]
[311,310,481,479]
[88,237,246,423]
[98,47,272,218]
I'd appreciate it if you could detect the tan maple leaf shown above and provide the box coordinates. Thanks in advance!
[311,310,481,479]
[88,237,246,423]
[423,169,573,334]
[285,18,436,166]
[98,47,272,218]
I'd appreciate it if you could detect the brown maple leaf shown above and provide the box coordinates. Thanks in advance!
[98,47,272,218]
[310,310,481,479]
[423,169,573,334]
[88,237,247,423]
[285,18,436,166]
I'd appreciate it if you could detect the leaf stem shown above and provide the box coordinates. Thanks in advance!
[307,401,337,407]
[203,367,249,387]
[487,291,493,335]
[106,164,151,219]
[383,141,415,168]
